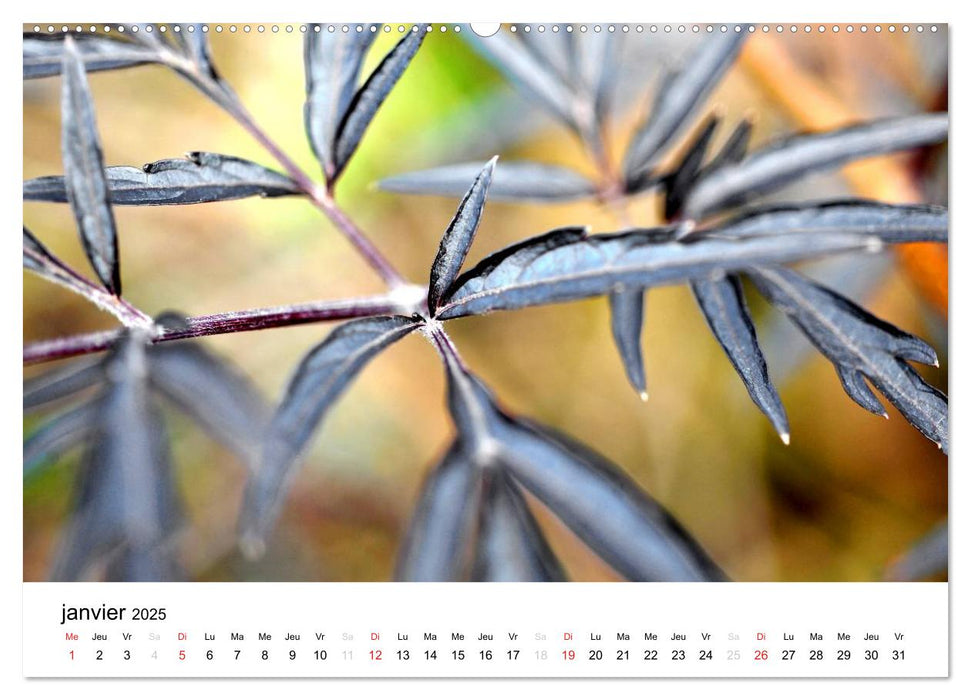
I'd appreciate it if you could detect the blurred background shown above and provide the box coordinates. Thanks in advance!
[24,24,948,582]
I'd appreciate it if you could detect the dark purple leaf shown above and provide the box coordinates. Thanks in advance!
[52,333,182,581]
[239,315,421,552]
[427,157,497,312]
[708,200,949,244]
[465,28,580,132]
[61,36,121,295]
[701,117,752,175]
[750,266,947,452]
[608,289,648,398]
[574,29,618,128]
[660,114,720,216]
[23,226,91,296]
[304,26,378,179]
[332,28,424,180]
[24,401,98,475]
[472,468,567,582]
[24,33,160,79]
[437,226,881,320]
[518,25,574,85]
[394,441,481,581]
[440,347,725,581]
[24,354,105,411]
[148,317,269,470]
[377,160,597,202]
[24,152,302,206]
[683,114,950,218]
[623,32,747,180]
[177,24,218,80]
[691,274,789,441]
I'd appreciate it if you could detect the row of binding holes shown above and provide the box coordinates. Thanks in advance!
[32,24,941,35]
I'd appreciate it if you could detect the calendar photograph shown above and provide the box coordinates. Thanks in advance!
[23,22,948,594]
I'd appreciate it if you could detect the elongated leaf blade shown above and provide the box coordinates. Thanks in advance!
[702,117,752,174]
[661,115,719,215]
[473,469,567,582]
[148,327,269,470]
[684,114,950,218]
[441,353,725,581]
[608,289,648,397]
[465,28,580,132]
[178,24,218,79]
[24,33,159,79]
[623,32,746,180]
[24,401,98,476]
[377,160,597,202]
[304,26,378,179]
[427,158,496,312]
[518,25,574,84]
[25,152,302,206]
[332,28,424,180]
[574,29,618,129]
[394,441,482,581]
[24,355,105,411]
[239,315,420,551]
[499,417,726,580]
[52,334,182,581]
[710,200,949,244]
[23,227,91,296]
[61,36,121,295]
[437,226,881,320]
[750,266,947,451]
[691,274,789,440]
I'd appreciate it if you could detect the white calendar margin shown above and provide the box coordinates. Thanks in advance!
[7,0,964,695]
[23,582,948,678]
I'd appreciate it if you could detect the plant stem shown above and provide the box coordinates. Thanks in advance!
[181,61,406,288]
[24,294,404,365]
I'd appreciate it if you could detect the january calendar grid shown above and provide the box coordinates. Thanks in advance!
[22,19,949,681]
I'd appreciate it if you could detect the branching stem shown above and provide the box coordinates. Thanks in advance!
[24,293,406,365]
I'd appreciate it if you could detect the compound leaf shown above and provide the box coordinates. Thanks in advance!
[440,349,725,581]
[437,226,880,320]
[394,441,481,581]
[24,33,160,79]
[683,114,950,218]
[304,26,378,179]
[147,323,269,470]
[750,266,947,451]
[465,27,580,132]
[332,28,424,180]
[472,469,567,582]
[624,31,746,180]
[239,315,420,551]
[52,334,182,581]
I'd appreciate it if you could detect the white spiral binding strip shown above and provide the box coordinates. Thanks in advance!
[30,24,941,36]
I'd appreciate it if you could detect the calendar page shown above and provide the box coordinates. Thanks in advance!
[22,18,950,683]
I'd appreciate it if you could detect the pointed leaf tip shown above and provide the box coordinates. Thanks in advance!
[61,34,121,296]
[331,27,425,180]
[239,315,420,545]
[428,158,497,313]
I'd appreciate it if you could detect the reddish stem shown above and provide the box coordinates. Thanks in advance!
[24,294,401,365]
